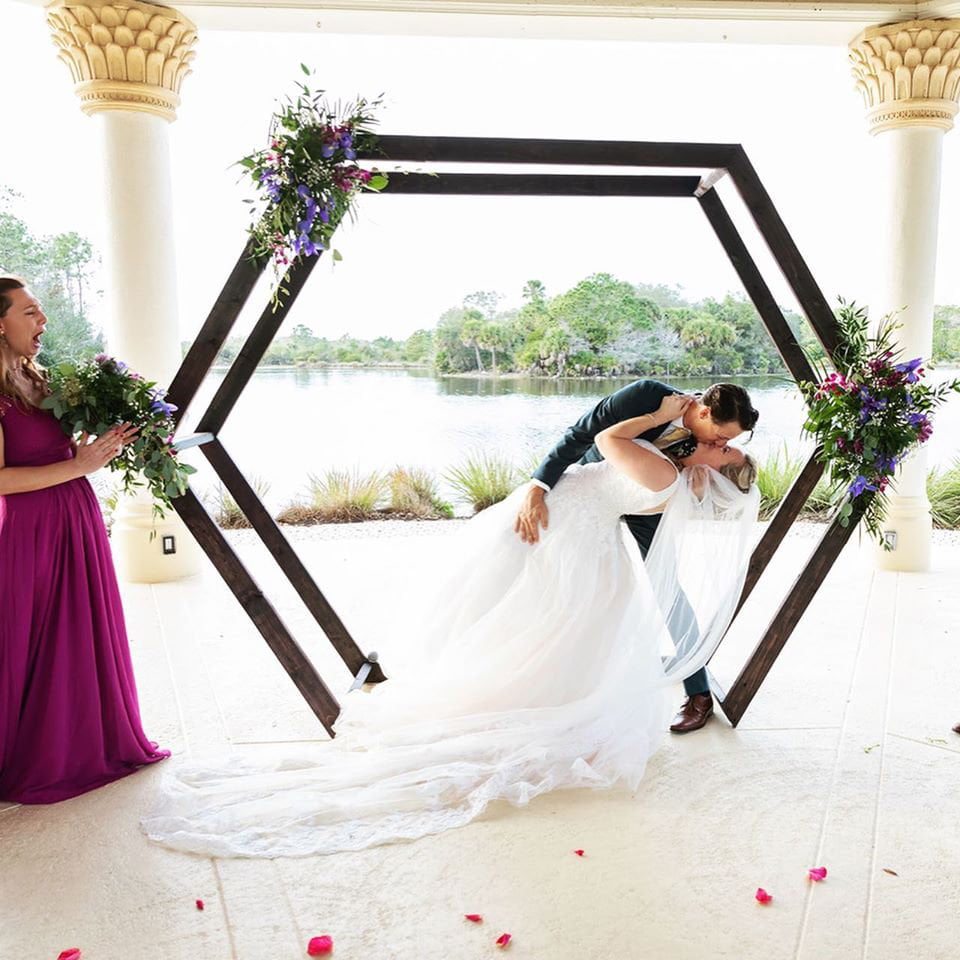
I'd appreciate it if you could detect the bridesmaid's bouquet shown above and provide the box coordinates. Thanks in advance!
[42,355,196,518]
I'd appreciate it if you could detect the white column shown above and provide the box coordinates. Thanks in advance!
[849,20,960,572]
[47,0,202,582]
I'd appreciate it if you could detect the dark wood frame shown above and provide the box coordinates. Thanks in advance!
[167,136,860,734]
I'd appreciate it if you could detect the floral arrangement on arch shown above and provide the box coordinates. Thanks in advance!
[42,355,196,519]
[238,66,388,302]
[799,300,960,546]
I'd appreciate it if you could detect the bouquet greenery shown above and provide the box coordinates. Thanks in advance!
[238,67,387,303]
[41,354,196,519]
[799,301,960,545]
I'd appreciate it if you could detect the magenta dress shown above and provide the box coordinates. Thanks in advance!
[0,394,169,804]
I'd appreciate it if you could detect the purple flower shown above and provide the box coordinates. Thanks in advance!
[909,411,933,443]
[849,475,878,498]
[94,353,110,364]
[875,453,899,473]
[321,143,336,159]
[344,148,356,160]
[894,357,924,384]
[150,399,178,417]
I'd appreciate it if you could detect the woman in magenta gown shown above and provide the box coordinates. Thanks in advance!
[0,276,169,804]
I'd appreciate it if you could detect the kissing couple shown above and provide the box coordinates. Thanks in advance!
[143,379,761,858]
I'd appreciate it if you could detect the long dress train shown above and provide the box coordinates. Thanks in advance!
[142,443,757,857]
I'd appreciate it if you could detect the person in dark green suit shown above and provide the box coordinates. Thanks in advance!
[515,380,759,733]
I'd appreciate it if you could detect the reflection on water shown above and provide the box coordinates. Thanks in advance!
[178,366,959,511]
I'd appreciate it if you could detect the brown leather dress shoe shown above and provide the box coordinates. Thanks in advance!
[670,693,714,734]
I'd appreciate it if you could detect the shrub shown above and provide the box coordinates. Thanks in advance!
[387,466,454,519]
[928,458,960,529]
[210,476,271,528]
[446,453,519,513]
[756,446,803,520]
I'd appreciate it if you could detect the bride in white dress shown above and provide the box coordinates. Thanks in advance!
[142,395,759,858]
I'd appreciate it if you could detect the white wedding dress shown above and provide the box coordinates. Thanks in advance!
[142,442,759,858]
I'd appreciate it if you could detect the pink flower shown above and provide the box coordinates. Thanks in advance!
[573,849,585,857]
[57,951,82,960]
[755,888,773,905]
[196,899,205,910]
[464,914,483,923]
[307,935,334,955]
[808,867,828,882]
[495,933,512,949]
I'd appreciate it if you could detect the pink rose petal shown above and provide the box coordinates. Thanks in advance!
[808,867,828,882]
[464,914,483,923]
[573,849,585,857]
[755,888,773,904]
[196,899,205,910]
[496,933,512,949]
[307,935,334,956]
[57,951,82,960]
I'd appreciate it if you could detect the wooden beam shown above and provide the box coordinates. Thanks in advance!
[197,252,321,436]
[380,172,701,197]
[166,237,264,427]
[201,439,385,683]
[726,147,841,361]
[172,487,341,735]
[734,451,825,617]
[366,136,741,169]
[697,187,817,385]
[718,498,868,727]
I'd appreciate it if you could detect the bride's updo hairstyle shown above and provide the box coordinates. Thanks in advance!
[719,453,758,494]
[702,383,760,436]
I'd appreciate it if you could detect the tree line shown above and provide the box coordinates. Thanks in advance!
[3,187,959,377]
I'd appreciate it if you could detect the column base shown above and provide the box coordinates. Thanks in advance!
[111,493,203,583]
[873,494,932,573]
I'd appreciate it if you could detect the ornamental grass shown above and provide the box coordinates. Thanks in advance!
[928,458,960,529]
[445,453,520,513]
[386,466,454,519]
[210,477,271,529]
[278,469,387,523]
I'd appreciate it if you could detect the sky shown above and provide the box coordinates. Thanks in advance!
[3,1,960,344]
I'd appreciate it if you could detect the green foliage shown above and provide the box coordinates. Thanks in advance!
[0,190,103,366]
[927,459,960,529]
[210,476,271,529]
[798,300,960,546]
[387,466,454,519]
[933,305,960,363]
[756,445,804,520]
[303,468,386,521]
[238,71,385,304]
[445,452,519,513]
[41,356,196,519]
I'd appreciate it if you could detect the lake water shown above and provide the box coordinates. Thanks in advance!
[178,367,960,512]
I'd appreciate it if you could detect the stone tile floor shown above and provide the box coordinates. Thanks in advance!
[2,522,958,960]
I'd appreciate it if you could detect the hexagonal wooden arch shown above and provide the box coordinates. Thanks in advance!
[167,137,866,737]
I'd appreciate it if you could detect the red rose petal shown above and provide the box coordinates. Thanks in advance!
[496,933,512,949]
[57,951,82,960]
[307,935,334,956]
[808,867,828,882]
[464,914,483,923]
[196,899,205,910]
[573,849,585,857]
[755,888,773,904]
